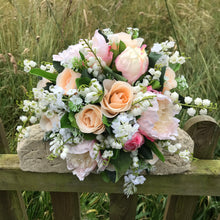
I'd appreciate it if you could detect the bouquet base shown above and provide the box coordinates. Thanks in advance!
[17,125,194,175]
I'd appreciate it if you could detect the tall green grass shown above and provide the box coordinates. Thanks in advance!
[0,0,219,219]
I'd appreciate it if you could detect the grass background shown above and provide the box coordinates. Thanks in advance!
[0,0,219,219]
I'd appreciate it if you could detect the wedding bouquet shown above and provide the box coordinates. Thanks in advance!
[17,28,216,196]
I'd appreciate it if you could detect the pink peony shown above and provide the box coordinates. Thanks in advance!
[66,140,98,181]
[115,45,149,84]
[124,132,144,151]
[138,93,179,140]
[91,30,113,66]
[53,44,83,68]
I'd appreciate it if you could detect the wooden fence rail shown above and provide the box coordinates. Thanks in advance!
[0,115,219,220]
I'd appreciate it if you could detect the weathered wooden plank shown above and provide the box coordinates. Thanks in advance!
[0,119,28,220]
[109,194,137,220]
[163,115,220,220]
[0,154,219,195]
[50,192,81,220]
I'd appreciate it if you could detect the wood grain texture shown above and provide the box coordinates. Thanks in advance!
[0,119,28,220]
[50,192,81,220]
[109,194,137,220]
[0,154,219,195]
[163,115,220,220]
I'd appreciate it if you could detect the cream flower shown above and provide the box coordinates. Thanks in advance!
[115,46,149,84]
[108,32,144,49]
[40,113,60,131]
[75,104,105,134]
[66,140,97,181]
[101,79,133,118]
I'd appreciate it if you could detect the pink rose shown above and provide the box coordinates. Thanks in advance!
[115,45,149,84]
[138,93,179,140]
[124,132,144,151]
[91,30,113,66]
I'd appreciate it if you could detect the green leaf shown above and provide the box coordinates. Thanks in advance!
[79,51,86,61]
[83,133,96,140]
[75,77,91,89]
[169,63,181,72]
[30,68,58,82]
[102,115,111,127]
[53,61,64,73]
[151,80,161,89]
[68,112,79,129]
[119,40,126,54]
[158,66,166,91]
[139,144,153,160]
[111,48,120,61]
[81,67,92,78]
[104,66,128,82]
[101,170,116,183]
[146,139,165,162]
[60,113,72,128]
[149,52,162,68]
[110,151,132,182]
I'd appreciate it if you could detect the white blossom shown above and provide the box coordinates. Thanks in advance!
[187,108,196,116]
[184,96,192,104]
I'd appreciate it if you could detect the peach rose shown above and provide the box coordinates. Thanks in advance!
[108,32,144,50]
[75,104,105,134]
[115,46,149,84]
[101,79,133,118]
[162,67,177,93]
[56,68,81,94]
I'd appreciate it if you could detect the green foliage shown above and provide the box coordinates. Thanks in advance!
[76,77,91,89]
[110,151,132,182]
[30,68,58,83]
[146,139,165,162]
[119,40,126,54]
[149,52,162,68]
[53,61,64,73]
[139,144,153,160]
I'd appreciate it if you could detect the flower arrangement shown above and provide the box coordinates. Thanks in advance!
[17,28,217,196]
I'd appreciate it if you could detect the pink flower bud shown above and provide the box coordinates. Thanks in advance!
[124,132,144,151]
